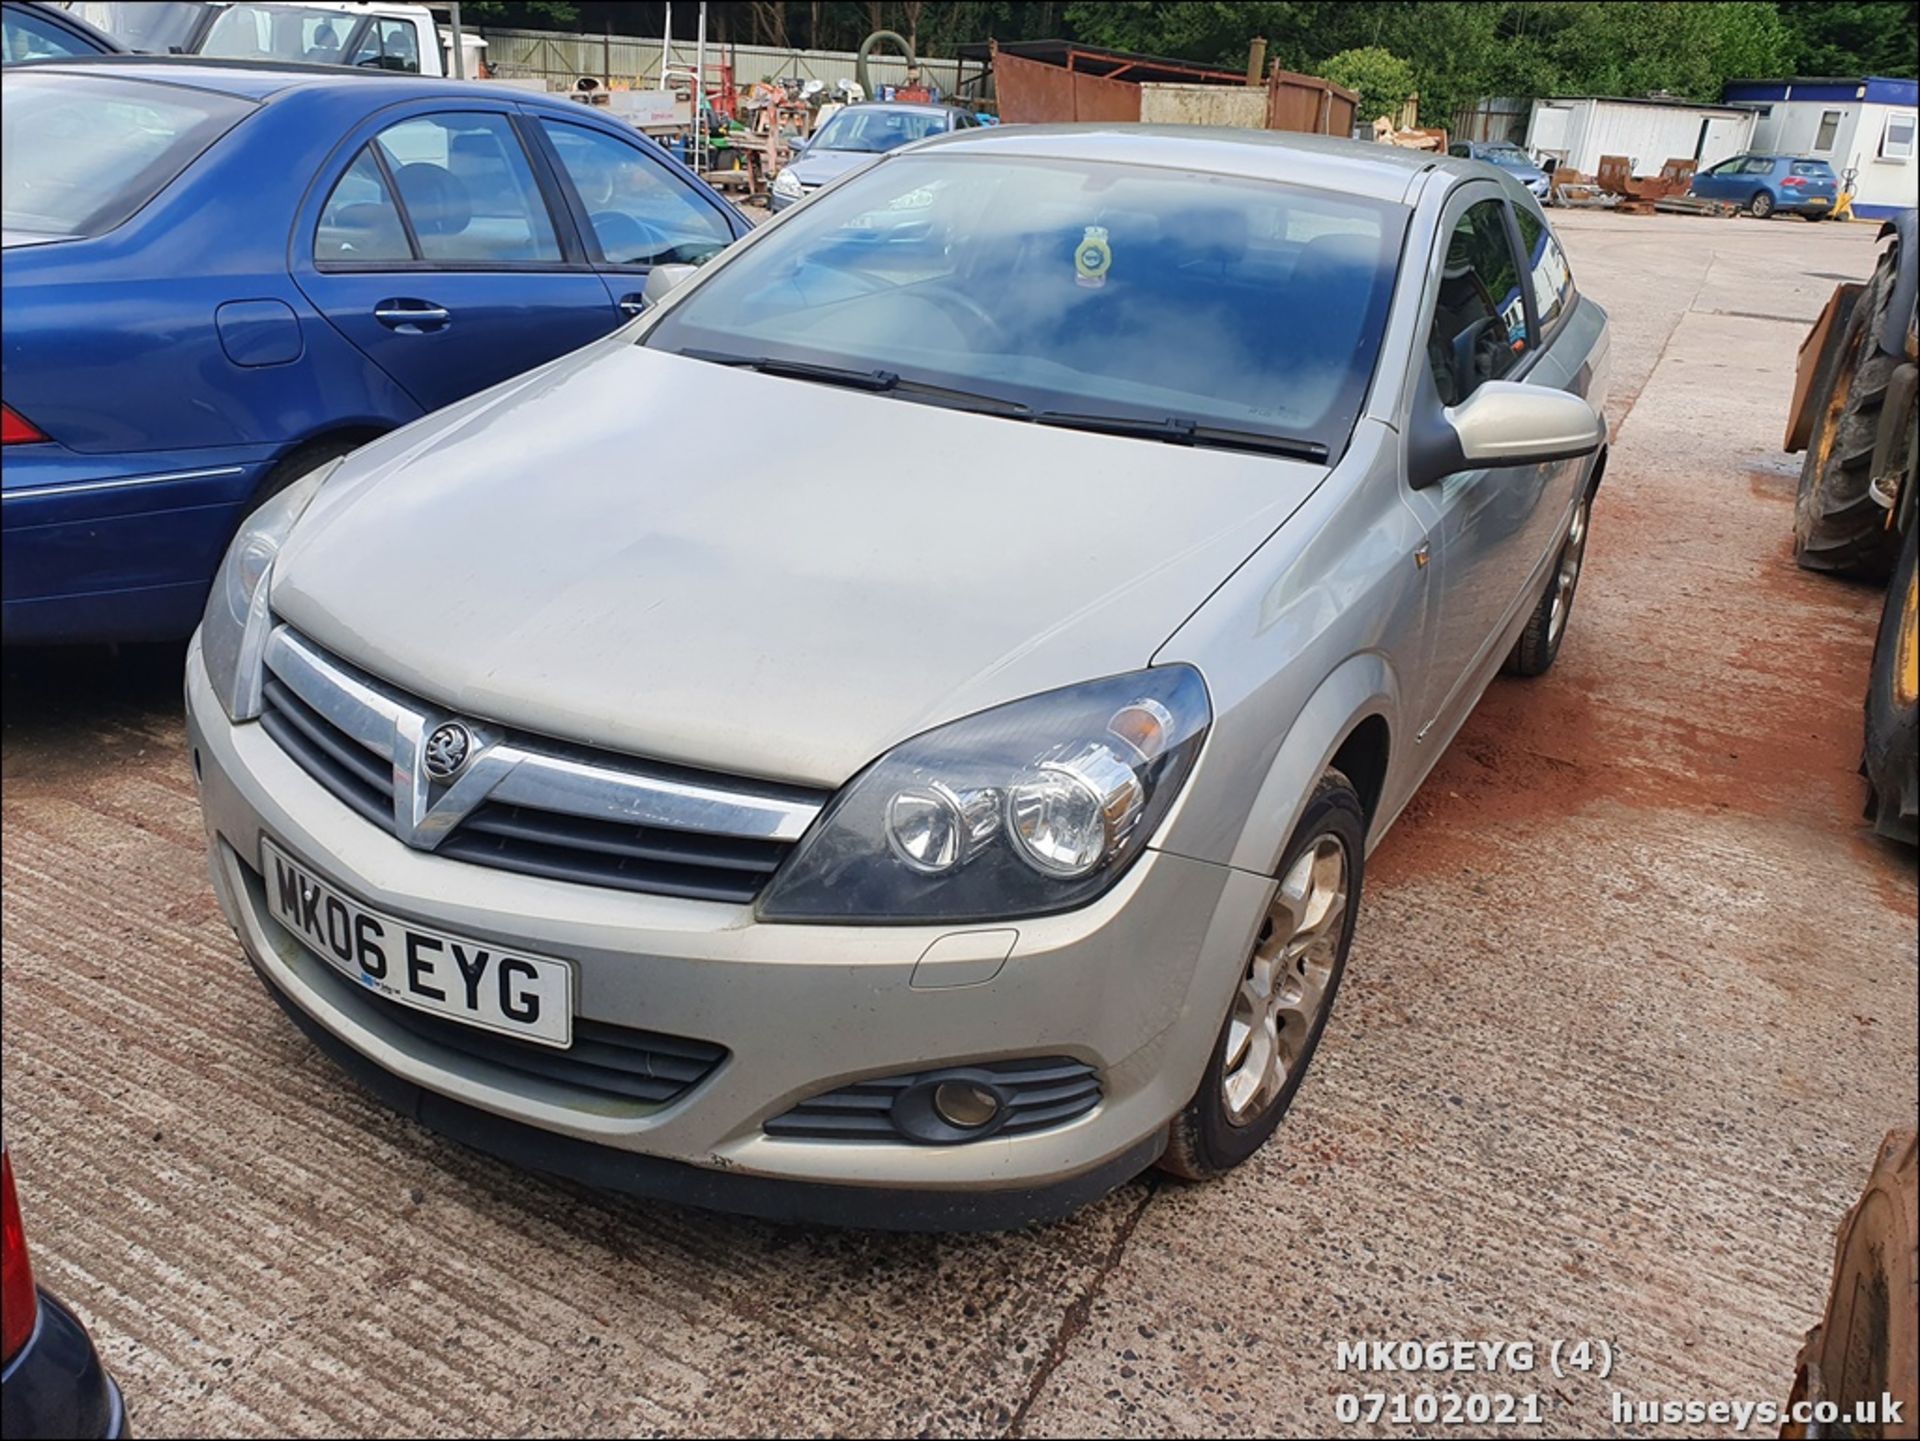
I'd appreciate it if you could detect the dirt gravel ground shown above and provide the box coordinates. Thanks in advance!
[3,209,1915,1439]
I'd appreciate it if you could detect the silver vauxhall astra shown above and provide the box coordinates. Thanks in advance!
[186,126,1609,1229]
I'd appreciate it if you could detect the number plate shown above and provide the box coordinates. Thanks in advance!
[262,839,573,1047]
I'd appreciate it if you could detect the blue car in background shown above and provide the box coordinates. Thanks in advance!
[1449,140,1551,200]
[1,57,750,645]
[1689,152,1840,218]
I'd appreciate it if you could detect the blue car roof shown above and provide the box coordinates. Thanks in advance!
[13,56,586,113]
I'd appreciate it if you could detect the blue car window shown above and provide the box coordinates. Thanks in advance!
[1512,204,1571,334]
[369,114,561,265]
[538,120,733,266]
[0,70,254,239]
[3,4,102,60]
[315,145,412,263]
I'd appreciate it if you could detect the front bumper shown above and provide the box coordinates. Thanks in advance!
[186,639,1271,1227]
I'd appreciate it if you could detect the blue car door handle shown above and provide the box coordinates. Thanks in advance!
[373,301,451,331]
[616,292,646,317]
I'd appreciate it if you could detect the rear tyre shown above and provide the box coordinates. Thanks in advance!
[1795,249,1900,579]
[1750,190,1775,218]
[1159,770,1363,1181]
[1863,521,1919,845]
[1504,493,1592,677]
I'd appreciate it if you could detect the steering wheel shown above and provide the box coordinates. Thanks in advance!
[921,287,1006,344]
[590,211,670,263]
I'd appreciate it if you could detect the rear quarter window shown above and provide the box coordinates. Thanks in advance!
[0,72,254,239]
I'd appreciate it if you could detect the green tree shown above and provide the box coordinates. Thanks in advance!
[1777,0,1919,78]
[1320,45,1417,122]
[459,1,579,23]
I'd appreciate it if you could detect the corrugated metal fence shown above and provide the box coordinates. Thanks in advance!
[481,28,969,97]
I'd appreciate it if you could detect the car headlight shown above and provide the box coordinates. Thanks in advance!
[758,666,1210,923]
[199,461,338,721]
[772,168,806,199]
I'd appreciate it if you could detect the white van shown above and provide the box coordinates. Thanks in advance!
[60,2,448,75]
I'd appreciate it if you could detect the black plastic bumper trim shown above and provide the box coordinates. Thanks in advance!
[253,964,1166,1233]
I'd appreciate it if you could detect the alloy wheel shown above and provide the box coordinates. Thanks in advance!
[1220,834,1349,1126]
[1548,498,1591,647]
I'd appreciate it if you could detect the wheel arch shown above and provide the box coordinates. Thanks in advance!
[250,423,389,502]
[1221,651,1400,876]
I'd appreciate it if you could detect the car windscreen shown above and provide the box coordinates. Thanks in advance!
[1484,147,1534,169]
[58,2,210,54]
[808,108,949,154]
[1790,161,1836,178]
[643,153,1408,457]
[0,71,254,238]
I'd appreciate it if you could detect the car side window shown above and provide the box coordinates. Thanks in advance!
[348,17,421,72]
[315,145,412,263]
[1511,204,1572,335]
[2,6,99,60]
[538,120,733,266]
[374,114,561,264]
[1426,198,1527,408]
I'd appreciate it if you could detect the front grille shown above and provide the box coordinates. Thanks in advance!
[765,1057,1102,1141]
[256,627,824,904]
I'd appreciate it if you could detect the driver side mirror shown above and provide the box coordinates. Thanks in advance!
[788,136,809,154]
[641,263,698,306]
[1409,380,1605,489]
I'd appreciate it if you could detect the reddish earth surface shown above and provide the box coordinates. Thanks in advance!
[2,210,1914,1438]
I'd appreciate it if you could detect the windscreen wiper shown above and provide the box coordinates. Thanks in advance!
[677,348,1030,413]
[679,348,900,391]
[1032,411,1329,463]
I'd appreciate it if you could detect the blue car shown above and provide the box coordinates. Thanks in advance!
[1,1146,127,1439]
[1,57,751,645]
[1449,140,1551,200]
[1689,152,1839,219]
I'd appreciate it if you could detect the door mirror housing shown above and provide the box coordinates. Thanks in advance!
[642,263,698,306]
[1409,379,1606,489]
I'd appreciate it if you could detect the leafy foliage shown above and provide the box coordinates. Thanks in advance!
[499,2,1915,97]
[1319,46,1418,123]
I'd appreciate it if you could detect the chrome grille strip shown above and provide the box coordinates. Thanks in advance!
[261,625,825,844]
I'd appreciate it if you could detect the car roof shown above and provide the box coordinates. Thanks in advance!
[839,100,968,117]
[4,54,581,110]
[911,124,1446,203]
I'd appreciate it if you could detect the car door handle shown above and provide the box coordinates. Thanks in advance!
[616,293,646,317]
[373,302,451,330]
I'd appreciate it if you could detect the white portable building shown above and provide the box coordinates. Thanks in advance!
[1525,95,1755,178]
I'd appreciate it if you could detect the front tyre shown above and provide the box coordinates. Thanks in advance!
[1504,493,1592,677]
[1750,190,1775,218]
[1863,522,1919,845]
[1159,770,1364,1181]
[1795,246,1901,579]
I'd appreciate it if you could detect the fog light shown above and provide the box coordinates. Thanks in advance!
[932,1080,1001,1129]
